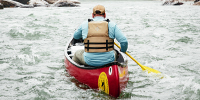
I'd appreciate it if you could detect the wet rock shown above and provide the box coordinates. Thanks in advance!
[0,0,80,8]
[54,2,78,7]
[52,0,79,7]
[173,2,184,5]
[162,0,184,5]
[45,0,80,4]
[0,3,3,9]
[29,0,50,7]
[193,1,200,5]
[13,0,29,4]
[162,0,174,5]
[194,0,200,3]
[45,0,58,4]
[71,0,81,4]
[0,0,23,8]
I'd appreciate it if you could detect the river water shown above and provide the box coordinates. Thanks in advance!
[0,0,200,99]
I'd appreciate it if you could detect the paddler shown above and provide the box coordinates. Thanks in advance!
[72,5,128,67]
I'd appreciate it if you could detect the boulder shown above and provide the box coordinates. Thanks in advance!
[173,2,184,5]
[194,1,200,5]
[0,0,23,8]
[0,3,3,9]
[29,0,50,7]
[194,0,200,3]
[162,0,184,5]
[13,0,29,4]
[162,0,174,5]
[45,0,80,4]
[45,0,58,4]
[52,0,79,7]
[55,2,78,7]
[71,0,81,4]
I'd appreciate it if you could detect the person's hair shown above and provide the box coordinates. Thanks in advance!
[94,10,105,15]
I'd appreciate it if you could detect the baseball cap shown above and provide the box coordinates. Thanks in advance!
[93,5,105,15]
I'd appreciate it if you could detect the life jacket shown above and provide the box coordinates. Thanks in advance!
[84,19,114,53]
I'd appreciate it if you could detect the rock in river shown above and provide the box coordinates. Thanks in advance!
[52,0,79,7]
[0,0,24,7]
[13,0,29,4]
[29,0,50,7]
[193,1,200,5]
[0,3,3,9]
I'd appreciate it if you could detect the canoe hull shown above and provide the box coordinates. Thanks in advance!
[64,57,128,97]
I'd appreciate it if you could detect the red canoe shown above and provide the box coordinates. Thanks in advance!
[64,37,129,98]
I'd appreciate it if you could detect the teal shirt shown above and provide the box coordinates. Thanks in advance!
[74,16,128,66]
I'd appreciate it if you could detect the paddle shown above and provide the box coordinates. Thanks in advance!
[114,42,161,74]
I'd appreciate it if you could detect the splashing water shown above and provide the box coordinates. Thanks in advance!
[0,0,200,99]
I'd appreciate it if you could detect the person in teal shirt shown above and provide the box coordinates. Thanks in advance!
[73,5,128,67]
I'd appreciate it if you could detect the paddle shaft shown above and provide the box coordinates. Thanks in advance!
[114,42,162,74]
[114,42,145,69]
[114,42,163,74]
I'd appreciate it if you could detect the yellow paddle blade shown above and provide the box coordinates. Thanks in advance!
[141,65,161,74]
[126,52,162,74]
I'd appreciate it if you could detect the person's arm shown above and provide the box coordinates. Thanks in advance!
[114,25,128,52]
[73,25,83,39]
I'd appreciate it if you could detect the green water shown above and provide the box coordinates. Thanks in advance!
[0,0,200,99]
